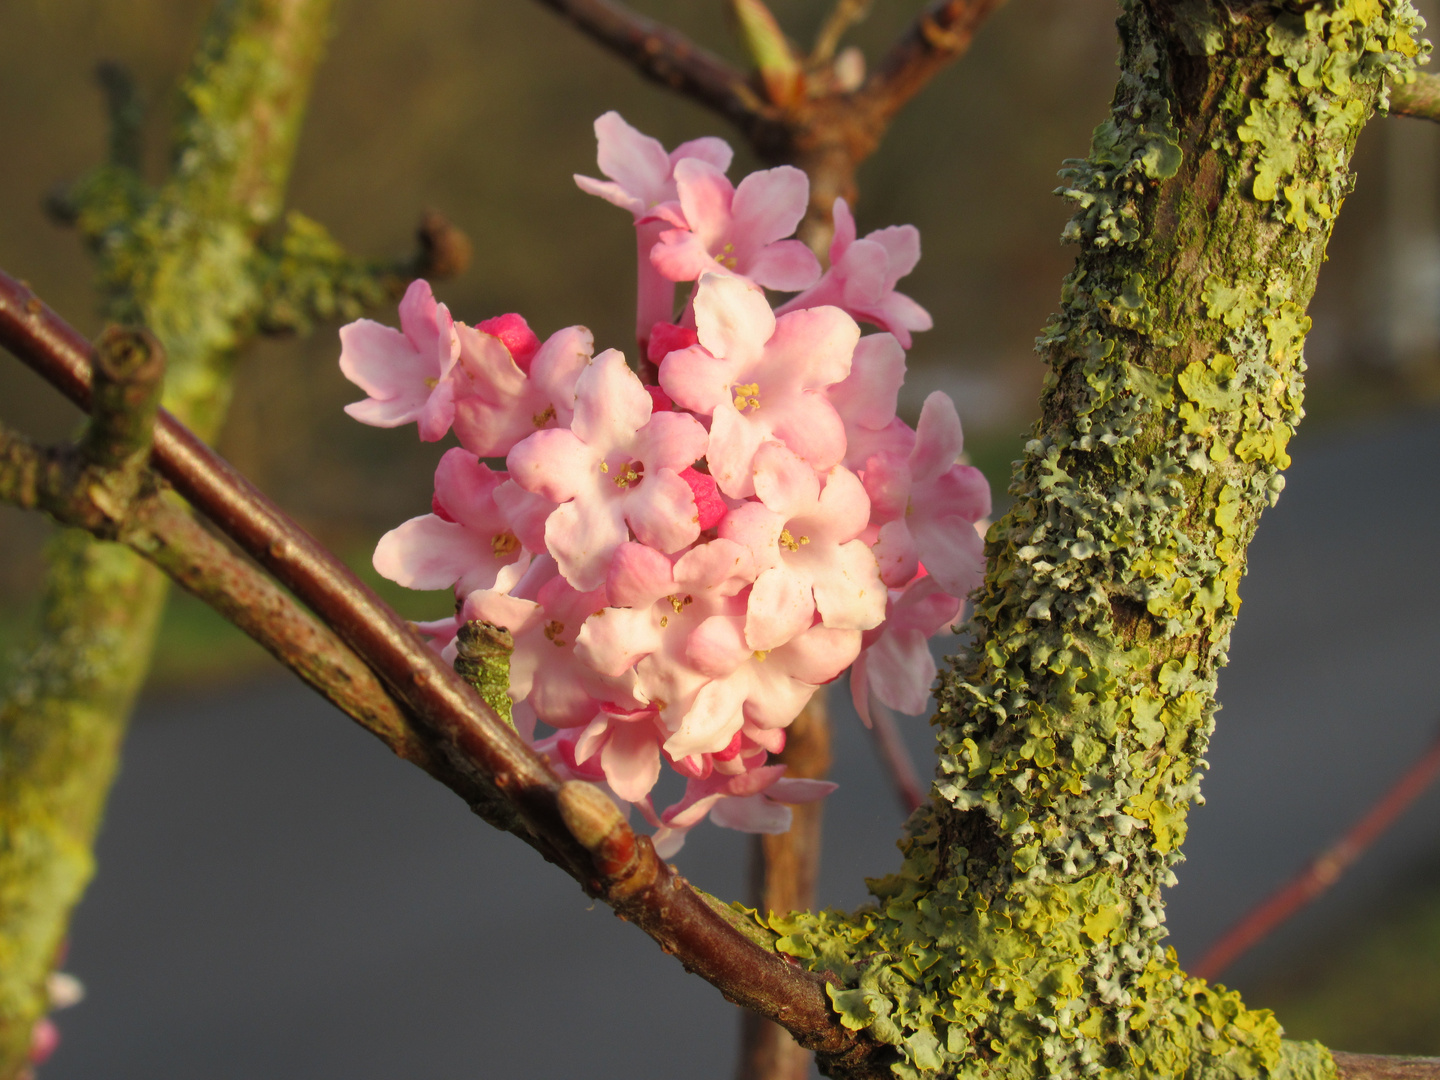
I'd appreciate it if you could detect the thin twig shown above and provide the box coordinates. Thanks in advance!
[1389,72,1440,123]
[1192,724,1440,982]
[0,268,875,1071]
[857,0,1009,125]
[1333,1053,1440,1079]
[867,699,926,815]
[530,0,766,127]
[811,0,873,66]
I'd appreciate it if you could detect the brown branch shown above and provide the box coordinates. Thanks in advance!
[739,693,833,1080]
[1192,723,1440,982]
[530,0,765,129]
[0,268,876,1071]
[856,0,1009,126]
[1334,1053,1440,1079]
[1389,72,1440,123]
[866,700,926,815]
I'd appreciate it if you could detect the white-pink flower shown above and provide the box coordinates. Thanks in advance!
[574,111,735,348]
[850,573,961,727]
[650,764,837,858]
[720,441,885,650]
[506,350,708,591]
[863,392,990,596]
[372,448,530,598]
[449,323,594,457]
[660,274,858,497]
[649,160,821,292]
[777,197,932,348]
[339,279,460,440]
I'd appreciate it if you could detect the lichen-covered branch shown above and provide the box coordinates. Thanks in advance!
[756,2,1436,1077]
[0,1,336,1073]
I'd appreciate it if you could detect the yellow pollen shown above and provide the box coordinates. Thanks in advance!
[543,620,566,647]
[611,461,645,488]
[753,650,769,661]
[599,461,609,473]
[491,530,520,558]
[667,594,694,613]
[424,377,439,389]
[533,405,556,428]
[660,615,669,628]
[732,383,760,412]
[779,529,810,552]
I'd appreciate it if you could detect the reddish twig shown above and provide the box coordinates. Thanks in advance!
[856,0,1010,126]
[530,0,766,130]
[1192,724,1440,982]
[1333,1053,1440,1079]
[866,699,926,815]
[0,268,876,1070]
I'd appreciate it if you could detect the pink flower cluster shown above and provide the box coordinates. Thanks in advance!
[339,113,989,855]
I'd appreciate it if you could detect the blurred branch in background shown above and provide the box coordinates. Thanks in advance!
[1194,723,1440,983]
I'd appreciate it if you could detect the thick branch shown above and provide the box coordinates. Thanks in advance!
[0,270,878,1071]
[1389,71,1440,121]
[530,0,764,128]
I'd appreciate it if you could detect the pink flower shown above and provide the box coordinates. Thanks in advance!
[862,392,990,596]
[650,764,837,858]
[574,111,734,349]
[850,573,961,727]
[573,111,733,220]
[463,556,643,730]
[828,332,918,472]
[507,350,708,590]
[649,160,821,292]
[573,704,668,802]
[475,313,540,372]
[372,449,530,597]
[659,274,858,497]
[339,279,459,439]
[720,441,885,650]
[449,323,594,457]
[776,197,932,348]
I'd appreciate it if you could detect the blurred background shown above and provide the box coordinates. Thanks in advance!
[3,0,1440,1075]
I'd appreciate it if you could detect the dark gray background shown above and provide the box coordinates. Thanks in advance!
[41,410,1440,1079]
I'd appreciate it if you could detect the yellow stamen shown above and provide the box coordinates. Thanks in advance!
[667,594,694,613]
[611,461,645,488]
[779,529,810,552]
[533,405,556,428]
[753,650,769,661]
[491,530,520,558]
[732,383,760,412]
[543,620,566,647]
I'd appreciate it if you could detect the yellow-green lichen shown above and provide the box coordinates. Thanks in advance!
[764,3,1423,1078]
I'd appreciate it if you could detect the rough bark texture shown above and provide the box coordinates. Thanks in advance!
[0,1,334,1073]
[760,2,1427,1077]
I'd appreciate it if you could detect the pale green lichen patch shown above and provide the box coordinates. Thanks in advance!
[764,3,1422,1077]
